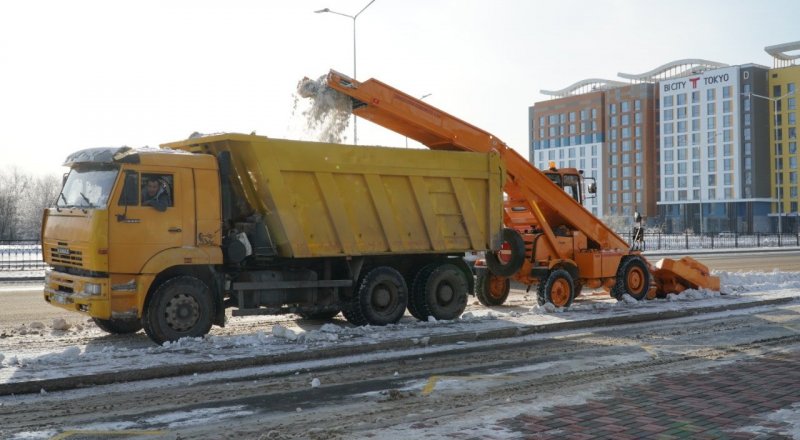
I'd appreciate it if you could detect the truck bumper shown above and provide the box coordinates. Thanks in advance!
[43,270,140,320]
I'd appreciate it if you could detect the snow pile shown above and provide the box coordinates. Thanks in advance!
[292,75,351,143]
[718,270,800,294]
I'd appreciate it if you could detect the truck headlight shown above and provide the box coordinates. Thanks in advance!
[84,283,102,295]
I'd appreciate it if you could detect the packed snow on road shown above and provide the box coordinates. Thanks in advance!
[0,270,798,388]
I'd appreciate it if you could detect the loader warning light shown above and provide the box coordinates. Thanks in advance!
[549,161,557,171]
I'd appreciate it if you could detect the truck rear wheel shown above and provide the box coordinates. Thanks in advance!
[411,263,468,321]
[537,269,575,308]
[344,266,408,326]
[92,317,143,335]
[476,271,511,306]
[611,256,651,301]
[143,276,213,345]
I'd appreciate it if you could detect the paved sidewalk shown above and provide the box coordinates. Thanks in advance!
[499,350,800,439]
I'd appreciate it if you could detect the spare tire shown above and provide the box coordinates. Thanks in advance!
[485,228,526,277]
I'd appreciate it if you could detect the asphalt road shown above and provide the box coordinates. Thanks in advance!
[2,302,799,439]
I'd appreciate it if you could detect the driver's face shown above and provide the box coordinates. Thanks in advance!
[146,181,159,197]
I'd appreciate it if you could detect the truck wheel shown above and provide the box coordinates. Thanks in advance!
[485,228,526,277]
[611,256,651,301]
[348,266,408,326]
[92,317,143,335]
[411,263,468,321]
[537,269,575,308]
[142,276,213,345]
[476,271,510,306]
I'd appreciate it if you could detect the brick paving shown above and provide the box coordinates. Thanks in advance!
[500,351,800,439]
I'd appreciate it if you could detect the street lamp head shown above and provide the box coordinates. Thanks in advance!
[314,8,330,13]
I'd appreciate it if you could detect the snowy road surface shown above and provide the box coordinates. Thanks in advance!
[2,300,800,439]
[0,252,799,438]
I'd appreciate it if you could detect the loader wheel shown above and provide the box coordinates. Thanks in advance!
[411,263,468,321]
[142,276,213,345]
[485,228,526,277]
[346,266,407,326]
[92,317,142,335]
[536,269,575,308]
[476,271,511,306]
[612,256,651,301]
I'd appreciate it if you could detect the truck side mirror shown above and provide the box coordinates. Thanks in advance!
[588,182,597,194]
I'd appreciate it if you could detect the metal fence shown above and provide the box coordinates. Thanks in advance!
[619,231,800,251]
[0,240,47,271]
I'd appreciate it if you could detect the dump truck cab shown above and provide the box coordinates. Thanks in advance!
[42,147,223,336]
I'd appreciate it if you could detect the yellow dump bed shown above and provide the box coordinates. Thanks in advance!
[163,133,504,259]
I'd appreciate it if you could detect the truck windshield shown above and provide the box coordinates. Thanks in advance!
[57,166,119,209]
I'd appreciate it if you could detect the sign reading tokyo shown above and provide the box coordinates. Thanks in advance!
[662,71,733,93]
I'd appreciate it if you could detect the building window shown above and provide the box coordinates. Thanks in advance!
[745,113,751,126]
[610,103,617,114]
[790,98,797,111]
[677,121,687,133]
[692,105,700,117]
[677,94,687,106]
[708,175,716,185]
[635,112,642,124]
[621,101,630,112]
[692,91,700,103]
[677,107,687,119]
[723,86,732,99]
[707,89,716,100]
[723,100,732,113]
[692,119,700,131]
[724,173,733,185]
[664,96,674,107]
[569,112,576,122]
[708,188,716,199]
[621,114,630,125]
[789,83,796,94]
[663,123,674,135]
[774,85,782,98]
[635,100,641,110]
[707,103,716,115]
[664,109,674,121]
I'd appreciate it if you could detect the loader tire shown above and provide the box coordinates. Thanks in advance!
[142,276,213,345]
[93,317,142,335]
[411,263,468,321]
[476,271,511,306]
[485,228,526,277]
[536,269,575,308]
[611,256,651,301]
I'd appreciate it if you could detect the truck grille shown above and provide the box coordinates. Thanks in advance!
[50,246,83,267]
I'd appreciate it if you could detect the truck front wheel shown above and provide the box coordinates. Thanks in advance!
[143,276,213,345]
[92,317,143,335]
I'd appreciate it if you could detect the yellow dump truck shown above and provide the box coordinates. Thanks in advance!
[42,134,505,344]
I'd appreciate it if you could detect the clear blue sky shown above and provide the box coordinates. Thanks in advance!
[1,0,798,175]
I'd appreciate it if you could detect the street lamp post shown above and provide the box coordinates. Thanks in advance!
[406,93,432,148]
[745,90,796,235]
[315,0,376,145]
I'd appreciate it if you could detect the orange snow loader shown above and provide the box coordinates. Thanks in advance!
[322,69,720,307]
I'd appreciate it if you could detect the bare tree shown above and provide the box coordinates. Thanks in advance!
[0,167,32,240]
[0,167,60,240]
[19,174,62,239]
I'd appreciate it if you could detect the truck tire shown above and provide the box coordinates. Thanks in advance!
[142,276,213,345]
[611,256,651,301]
[476,271,511,306]
[92,317,143,335]
[485,228,526,277]
[411,263,468,321]
[346,266,408,326]
[536,269,575,308]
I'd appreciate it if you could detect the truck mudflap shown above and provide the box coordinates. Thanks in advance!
[650,257,721,297]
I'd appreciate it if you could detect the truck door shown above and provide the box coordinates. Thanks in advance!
[108,167,194,274]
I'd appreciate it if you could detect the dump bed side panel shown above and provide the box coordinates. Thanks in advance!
[164,135,504,258]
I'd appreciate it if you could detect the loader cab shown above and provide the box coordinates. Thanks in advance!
[543,162,595,205]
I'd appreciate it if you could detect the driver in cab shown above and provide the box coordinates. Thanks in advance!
[142,177,170,212]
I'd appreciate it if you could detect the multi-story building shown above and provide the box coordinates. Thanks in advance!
[529,79,659,224]
[529,84,608,217]
[654,63,772,233]
[765,41,800,233]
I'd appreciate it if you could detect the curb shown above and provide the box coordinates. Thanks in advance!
[1,296,796,396]
[0,277,44,282]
